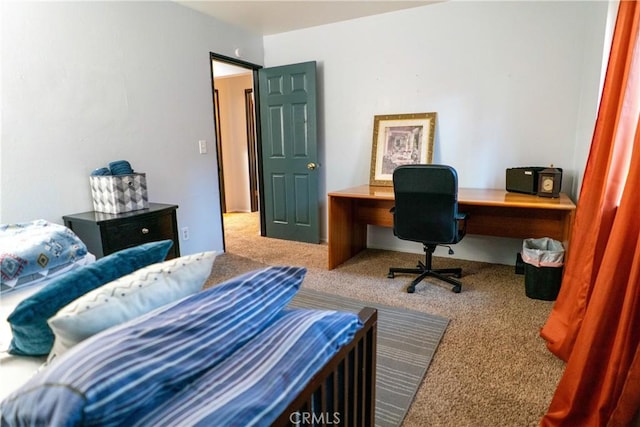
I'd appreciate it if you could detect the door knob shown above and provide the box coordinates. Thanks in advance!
[307,162,317,170]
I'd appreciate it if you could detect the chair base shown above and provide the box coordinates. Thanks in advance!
[387,246,463,294]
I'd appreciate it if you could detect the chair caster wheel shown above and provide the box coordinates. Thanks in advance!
[407,285,416,293]
[452,285,461,293]
[387,272,395,279]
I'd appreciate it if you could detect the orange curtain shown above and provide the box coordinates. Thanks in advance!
[540,1,640,426]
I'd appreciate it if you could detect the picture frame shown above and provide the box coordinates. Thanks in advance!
[369,112,437,186]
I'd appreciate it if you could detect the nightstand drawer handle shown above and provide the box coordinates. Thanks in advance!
[141,227,150,234]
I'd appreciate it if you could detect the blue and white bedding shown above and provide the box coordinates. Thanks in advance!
[0,266,363,427]
[0,220,88,293]
[0,283,50,402]
[135,309,361,427]
[0,264,92,402]
[0,241,173,400]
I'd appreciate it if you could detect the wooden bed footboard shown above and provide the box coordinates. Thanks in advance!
[272,307,378,427]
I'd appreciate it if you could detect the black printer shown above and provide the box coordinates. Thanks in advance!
[505,167,547,195]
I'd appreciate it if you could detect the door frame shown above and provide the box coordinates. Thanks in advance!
[209,52,266,251]
[213,88,226,214]
[244,88,259,212]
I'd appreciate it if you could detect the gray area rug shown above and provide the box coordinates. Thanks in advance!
[289,288,449,427]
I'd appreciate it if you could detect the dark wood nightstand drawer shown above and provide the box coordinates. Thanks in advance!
[104,213,174,253]
[63,203,180,259]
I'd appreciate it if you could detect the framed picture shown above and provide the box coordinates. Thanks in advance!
[369,112,437,186]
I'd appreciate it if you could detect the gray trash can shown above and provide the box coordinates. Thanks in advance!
[521,238,565,301]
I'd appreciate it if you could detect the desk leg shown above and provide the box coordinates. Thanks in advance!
[328,196,367,270]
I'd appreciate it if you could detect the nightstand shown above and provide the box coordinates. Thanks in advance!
[63,203,180,259]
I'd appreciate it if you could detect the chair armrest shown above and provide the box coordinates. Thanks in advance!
[456,212,468,237]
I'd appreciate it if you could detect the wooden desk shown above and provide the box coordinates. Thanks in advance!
[327,185,576,269]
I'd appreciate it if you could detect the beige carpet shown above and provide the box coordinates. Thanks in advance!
[205,212,565,427]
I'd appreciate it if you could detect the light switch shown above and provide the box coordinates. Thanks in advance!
[198,140,207,154]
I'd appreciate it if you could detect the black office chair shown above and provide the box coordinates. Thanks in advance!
[387,164,468,294]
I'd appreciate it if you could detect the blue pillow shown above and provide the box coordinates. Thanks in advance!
[135,309,363,426]
[0,266,306,426]
[7,240,173,356]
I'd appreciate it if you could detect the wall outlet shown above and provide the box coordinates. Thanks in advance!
[181,226,190,241]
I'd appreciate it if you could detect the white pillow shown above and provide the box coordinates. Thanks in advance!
[46,251,216,362]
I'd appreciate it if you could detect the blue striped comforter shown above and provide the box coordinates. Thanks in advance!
[0,266,362,427]
[134,309,362,426]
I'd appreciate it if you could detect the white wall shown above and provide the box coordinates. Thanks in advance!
[264,1,610,264]
[1,1,612,265]
[1,1,264,255]
[215,74,254,213]
[571,0,620,197]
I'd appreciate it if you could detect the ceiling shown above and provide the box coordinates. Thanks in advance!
[177,1,437,36]
[213,61,253,78]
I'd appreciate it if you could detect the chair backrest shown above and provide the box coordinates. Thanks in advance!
[392,164,460,244]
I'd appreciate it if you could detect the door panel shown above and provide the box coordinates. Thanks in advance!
[294,174,311,224]
[267,106,285,157]
[259,61,319,243]
[272,174,287,223]
[292,103,309,156]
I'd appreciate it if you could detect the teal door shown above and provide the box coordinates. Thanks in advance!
[258,61,319,243]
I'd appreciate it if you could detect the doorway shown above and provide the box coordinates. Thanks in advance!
[211,55,321,249]
[210,53,263,250]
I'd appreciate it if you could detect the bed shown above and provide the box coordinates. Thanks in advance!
[1,219,91,293]
[272,306,377,427]
[0,223,377,426]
